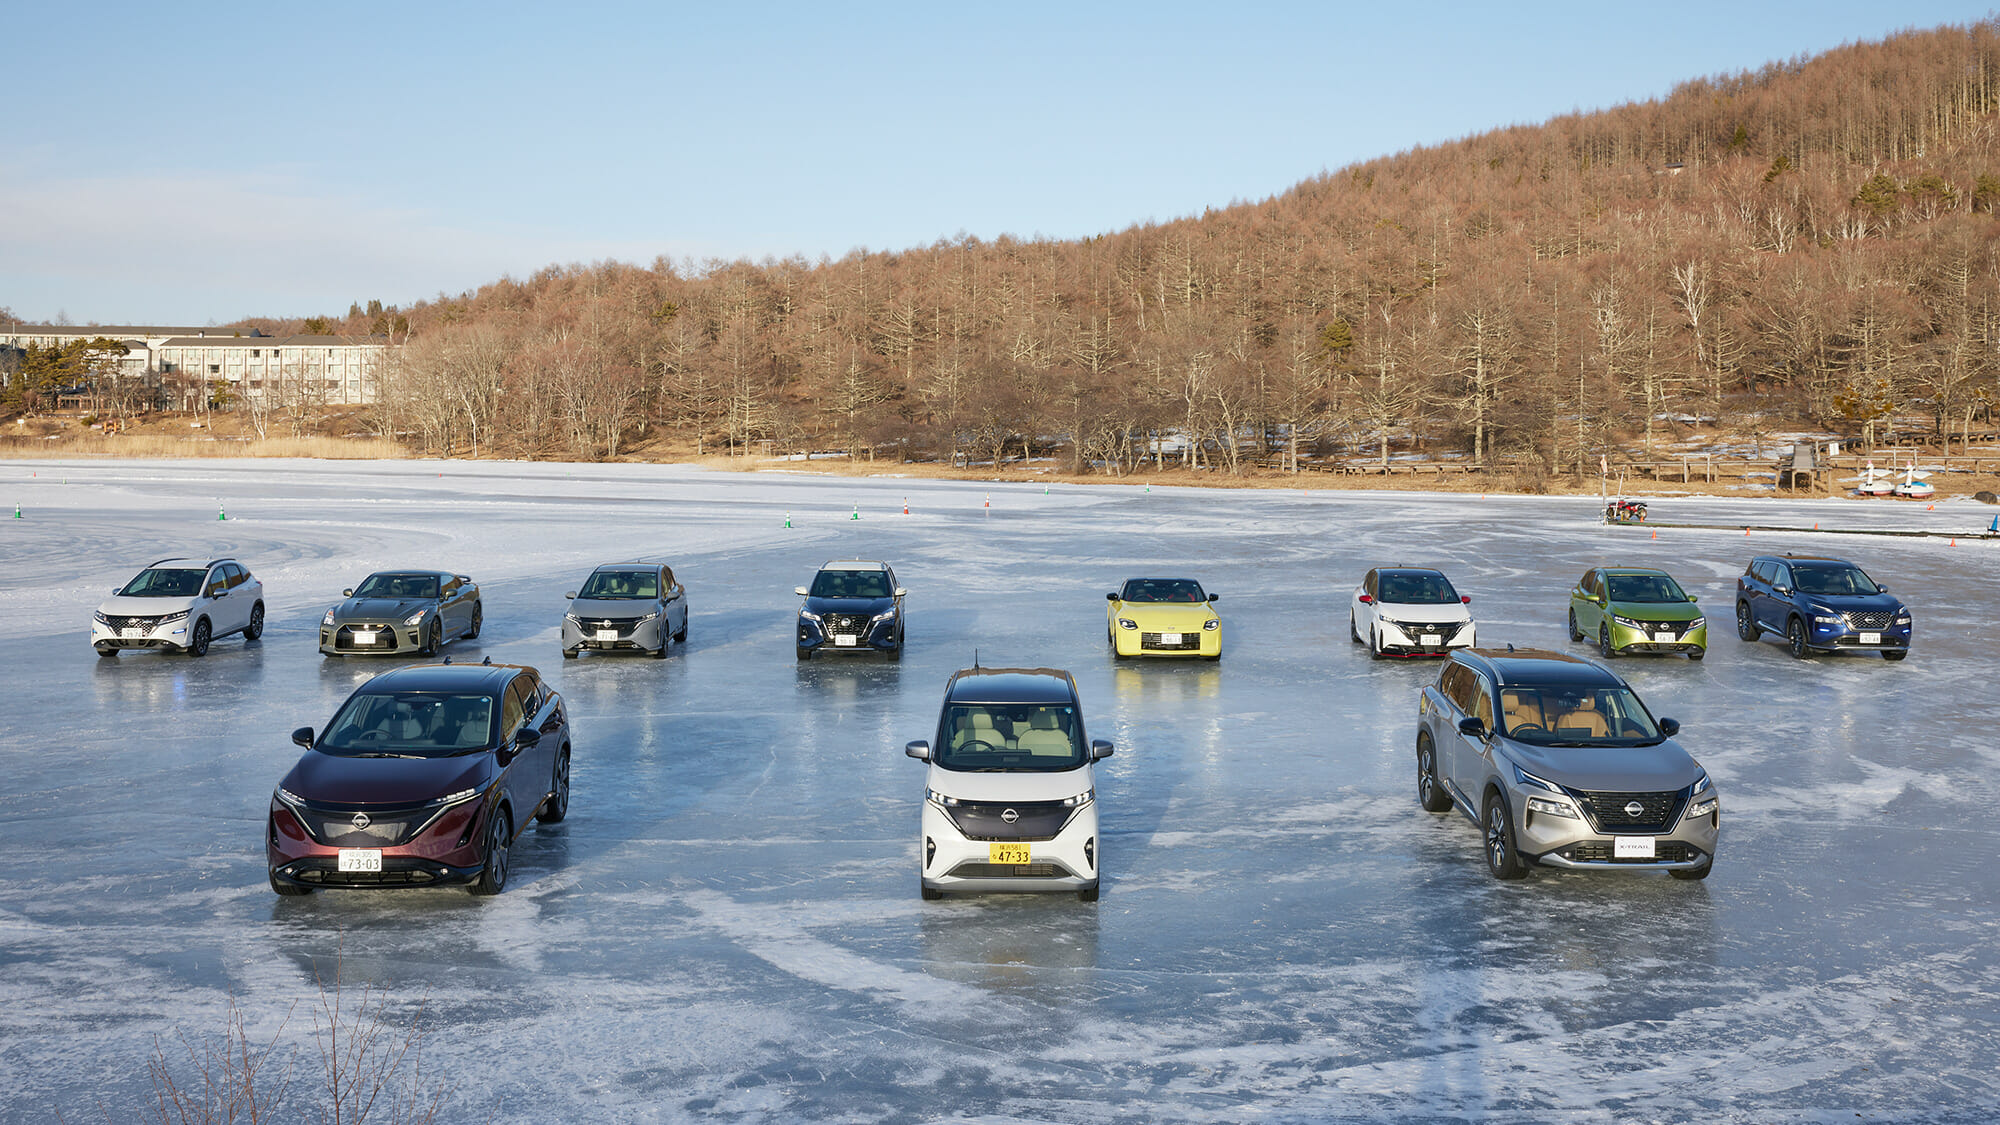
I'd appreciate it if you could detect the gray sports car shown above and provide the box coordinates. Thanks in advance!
[320,570,482,656]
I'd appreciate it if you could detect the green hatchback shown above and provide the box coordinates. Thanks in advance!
[1567,567,1707,660]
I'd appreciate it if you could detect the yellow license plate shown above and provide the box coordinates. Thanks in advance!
[989,842,1031,865]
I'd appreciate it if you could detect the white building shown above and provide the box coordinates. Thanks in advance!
[0,324,390,406]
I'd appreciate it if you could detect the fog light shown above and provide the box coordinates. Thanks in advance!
[1083,837,1095,870]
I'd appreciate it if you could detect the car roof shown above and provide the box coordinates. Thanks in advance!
[353,663,526,694]
[1454,648,1624,688]
[1757,553,1850,565]
[1376,566,1448,577]
[1122,576,1203,584]
[1599,566,1671,576]
[365,568,451,578]
[944,667,1079,704]
[820,560,887,571]
[592,562,660,571]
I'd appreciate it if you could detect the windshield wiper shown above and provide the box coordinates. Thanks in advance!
[349,751,427,759]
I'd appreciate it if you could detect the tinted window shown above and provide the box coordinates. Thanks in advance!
[501,680,527,736]
[1793,565,1881,596]
[1607,573,1687,603]
[320,691,496,756]
[1438,663,1475,712]
[811,570,892,598]
[1379,572,1460,604]
[120,568,206,598]
[355,573,440,599]
[1500,685,1661,745]
[935,704,1085,771]
[1120,578,1206,602]
[580,570,659,599]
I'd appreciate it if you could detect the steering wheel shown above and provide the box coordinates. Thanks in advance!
[960,739,1001,753]
[1507,723,1545,736]
[355,729,388,743]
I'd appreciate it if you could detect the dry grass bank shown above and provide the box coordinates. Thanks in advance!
[0,433,406,459]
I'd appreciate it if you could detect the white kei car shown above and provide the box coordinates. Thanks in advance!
[93,557,266,657]
[1350,566,1475,659]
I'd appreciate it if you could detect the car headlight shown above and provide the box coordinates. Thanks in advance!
[1611,614,1644,629]
[275,787,306,811]
[430,787,481,807]
[1203,619,1219,631]
[1688,616,1705,629]
[800,610,822,623]
[870,609,897,623]
[1814,614,1844,627]
[1117,618,1137,630]
[634,610,660,624]
[564,614,582,627]
[1512,764,1564,794]
[1894,613,1912,625]
[1526,796,1580,819]
[404,609,429,626]
[322,609,336,626]
[93,611,110,625]
[158,610,189,624]
[1061,789,1095,807]
[1685,770,1719,820]
[925,788,961,807]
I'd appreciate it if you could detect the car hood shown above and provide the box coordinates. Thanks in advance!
[568,597,657,617]
[335,596,434,621]
[98,594,195,615]
[1375,602,1470,624]
[803,595,894,617]
[1799,592,1905,614]
[1506,741,1701,793]
[1115,602,1217,625]
[284,749,490,807]
[1608,600,1705,622]
[926,764,1095,802]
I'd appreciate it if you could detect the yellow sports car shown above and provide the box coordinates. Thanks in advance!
[1106,577,1222,660]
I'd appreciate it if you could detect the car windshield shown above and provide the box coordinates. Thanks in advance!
[119,568,205,598]
[1606,573,1687,603]
[1499,685,1663,745]
[1379,572,1459,604]
[1120,579,1206,603]
[1793,565,1880,596]
[935,704,1085,771]
[319,691,495,757]
[810,570,892,598]
[354,573,439,599]
[579,570,659,599]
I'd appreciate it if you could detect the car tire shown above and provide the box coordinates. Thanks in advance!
[244,602,265,641]
[561,648,578,659]
[1688,648,1705,661]
[465,603,482,640]
[538,748,571,824]
[1078,884,1100,903]
[421,620,442,657]
[920,883,943,901]
[471,808,510,895]
[1483,791,1528,880]
[1882,650,1907,661]
[1369,627,1385,660]
[674,617,688,643]
[652,635,669,658]
[1786,617,1810,659]
[796,646,813,662]
[1350,613,1362,644]
[1598,623,1616,659]
[269,871,313,896]
[887,645,902,663]
[96,646,118,658]
[186,617,211,657]
[1417,733,1452,812]
[1736,601,1757,641]
[1669,861,1713,881]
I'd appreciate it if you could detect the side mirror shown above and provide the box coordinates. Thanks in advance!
[564,591,577,600]
[514,727,542,748]
[1688,594,1699,602]
[1207,593,1220,602]
[1774,585,1792,596]
[342,588,354,597]
[1461,595,1472,605]
[291,726,314,748]
[1457,716,1487,738]
[1876,583,1890,592]
[1658,717,1681,736]
[212,588,228,597]
[1090,739,1115,760]
[905,740,931,761]
[1357,593,1374,604]
[794,586,809,597]
[894,587,907,597]
[1105,592,1118,601]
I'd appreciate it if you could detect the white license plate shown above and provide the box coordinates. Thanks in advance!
[834,634,857,646]
[121,627,144,638]
[1421,634,1442,646]
[338,849,382,872]
[1654,631,1677,643]
[596,629,619,642]
[1159,632,1183,645]
[1614,836,1656,859]
[352,630,378,645]
[1859,632,1882,645]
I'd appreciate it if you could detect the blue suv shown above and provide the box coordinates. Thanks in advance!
[1734,554,1911,660]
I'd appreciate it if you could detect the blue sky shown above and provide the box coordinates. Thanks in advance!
[5,1,1995,326]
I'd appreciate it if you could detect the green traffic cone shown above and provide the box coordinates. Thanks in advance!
[851,504,860,521]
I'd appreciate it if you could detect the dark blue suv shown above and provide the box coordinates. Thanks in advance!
[1734,554,1911,660]
[795,560,906,661]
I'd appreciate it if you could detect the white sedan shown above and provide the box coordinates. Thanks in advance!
[1349,566,1474,658]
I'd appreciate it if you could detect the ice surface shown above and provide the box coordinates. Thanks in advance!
[2,459,1998,1123]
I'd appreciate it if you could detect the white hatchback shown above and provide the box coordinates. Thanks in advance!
[1350,566,1475,659]
[93,557,265,657]
[906,667,1113,902]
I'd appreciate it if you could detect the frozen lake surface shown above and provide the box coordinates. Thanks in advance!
[2,459,1998,1123]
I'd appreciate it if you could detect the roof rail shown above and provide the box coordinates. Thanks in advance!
[146,556,192,567]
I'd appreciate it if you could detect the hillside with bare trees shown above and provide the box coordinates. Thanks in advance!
[256,21,2000,481]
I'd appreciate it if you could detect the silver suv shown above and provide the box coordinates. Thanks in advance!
[1415,648,1718,880]
[93,557,265,657]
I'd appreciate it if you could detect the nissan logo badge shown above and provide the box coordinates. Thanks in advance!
[1623,802,1645,818]
[1001,808,1020,824]
[351,812,372,830]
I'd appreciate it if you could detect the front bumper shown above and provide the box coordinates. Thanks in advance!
[1609,620,1708,654]
[921,800,1098,894]
[1377,620,1474,657]
[1805,621,1912,652]
[798,614,899,654]
[320,620,426,655]
[92,619,193,651]
[266,799,490,889]
[1514,792,1720,873]
[1112,621,1220,657]
[562,615,665,654]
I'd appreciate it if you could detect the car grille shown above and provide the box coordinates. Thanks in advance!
[1565,789,1687,834]
[944,800,1076,841]
[1630,620,1689,635]
[824,613,870,638]
[334,624,401,652]
[1389,620,1465,643]
[580,616,643,636]
[104,614,165,632]
[290,863,449,888]
[944,861,1071,879]
[1140,632,1201,650]
[297,804,436,847]
[1843,611,1896,630]
[1557,841,1699,864]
